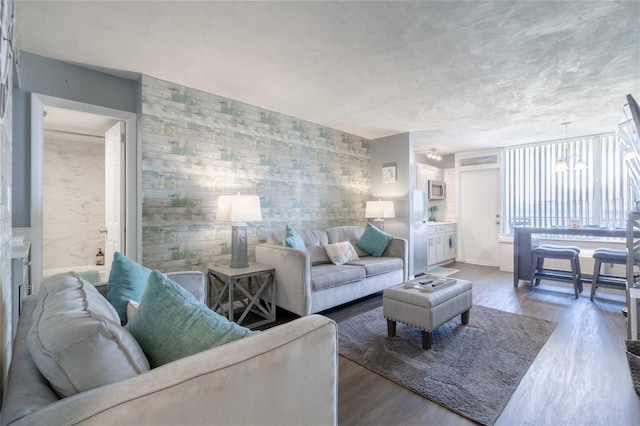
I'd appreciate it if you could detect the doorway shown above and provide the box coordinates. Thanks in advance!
[41,106,119,283]
[31,94,139,292]
[459,167,501,266]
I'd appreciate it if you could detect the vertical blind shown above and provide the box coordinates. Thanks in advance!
[503,133,631,234]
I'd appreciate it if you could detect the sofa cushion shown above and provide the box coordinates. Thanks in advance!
[347,256,404,277]
[269,228,331,265]
[326,225,369,257]
[107,251,151,325]
[311,264,366,291]
[356,223,394,257]
[27,272,150,398]
[285,224,306,250]
[324,241,360,265]
[297,229,331,265]
[126,270,257,368]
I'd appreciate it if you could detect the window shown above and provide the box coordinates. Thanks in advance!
[502,133,632,234]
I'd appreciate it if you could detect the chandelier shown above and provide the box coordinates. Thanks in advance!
[554,122,588,172]
[425,148,442,161]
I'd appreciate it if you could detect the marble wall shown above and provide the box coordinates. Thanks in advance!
[42,135,105,270]
[141,76,371,272]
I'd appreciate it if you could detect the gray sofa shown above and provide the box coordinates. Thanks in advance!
[2,271,338,425]
[256,225,408,317]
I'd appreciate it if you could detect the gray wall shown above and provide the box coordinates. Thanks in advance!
[368,132,413,242]
[11,51,139,226]
[11,88,28,226]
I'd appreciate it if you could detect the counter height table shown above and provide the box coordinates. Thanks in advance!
[513,226,633,288]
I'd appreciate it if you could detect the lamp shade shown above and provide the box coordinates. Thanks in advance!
[554,158,569,173]
[365,200,395,219]
[573,159,588,170]
[216,195,262,222]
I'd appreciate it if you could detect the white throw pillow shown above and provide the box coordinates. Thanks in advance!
[27,272,150,398]
[324,241,360,265]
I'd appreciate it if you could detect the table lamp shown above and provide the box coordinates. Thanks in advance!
[216,194,262,268]
[365,200,395,231]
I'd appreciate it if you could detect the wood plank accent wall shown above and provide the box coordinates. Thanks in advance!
[141,76,370,272]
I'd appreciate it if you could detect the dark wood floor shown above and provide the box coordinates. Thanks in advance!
[315,262,640,426]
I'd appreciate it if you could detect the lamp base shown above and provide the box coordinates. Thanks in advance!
[372,218,385,231]
[230,223,249,268]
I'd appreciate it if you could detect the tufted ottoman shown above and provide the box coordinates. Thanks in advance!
[383,279,473,349]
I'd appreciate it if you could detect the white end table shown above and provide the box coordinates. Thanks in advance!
[207,263,275,328]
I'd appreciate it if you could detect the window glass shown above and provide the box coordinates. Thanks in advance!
[502,133,632,234]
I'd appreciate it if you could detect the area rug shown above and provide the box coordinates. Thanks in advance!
[425,266,460,277]
[338,305,557,425]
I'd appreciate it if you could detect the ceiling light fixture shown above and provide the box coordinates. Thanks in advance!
[554,122,588,173]
[426,148,442,161]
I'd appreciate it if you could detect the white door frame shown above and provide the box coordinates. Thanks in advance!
[30,93,140,292]
[104,121,126,279]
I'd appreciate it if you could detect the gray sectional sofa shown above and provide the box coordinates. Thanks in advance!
[2,271,338,425]
[256,225,408,317]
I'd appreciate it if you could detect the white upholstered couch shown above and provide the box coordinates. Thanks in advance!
[1,271,338,425]
[256,225,408,317]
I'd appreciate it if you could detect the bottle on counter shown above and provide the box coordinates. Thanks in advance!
[96,248,105,266]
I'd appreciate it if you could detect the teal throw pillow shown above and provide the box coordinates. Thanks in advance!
[126,270,257,368]
[285,224,306,250]
[107,252,151,325]
[356,223,394,257]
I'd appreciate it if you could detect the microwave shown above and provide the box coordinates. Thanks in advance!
[428,180,446,200]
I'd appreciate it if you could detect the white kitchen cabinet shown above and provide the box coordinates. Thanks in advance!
[426,222,456,266]
[446,229,457,260]
[427,235,437,264]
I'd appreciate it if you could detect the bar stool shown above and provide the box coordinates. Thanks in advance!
[531,244,583,298]
[591,248,627,301]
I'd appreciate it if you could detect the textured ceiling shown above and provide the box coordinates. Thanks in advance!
[14,1,640,154]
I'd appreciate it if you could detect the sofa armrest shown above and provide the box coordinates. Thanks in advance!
[256,244,312,316]
[2,297,60,426]
[383,237,409,281]
[166,271,206,304]
[7,315,338,426]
